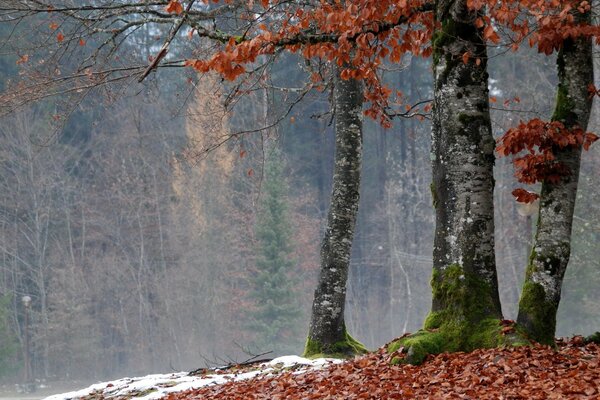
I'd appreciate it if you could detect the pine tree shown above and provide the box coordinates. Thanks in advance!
[247,147,301,356]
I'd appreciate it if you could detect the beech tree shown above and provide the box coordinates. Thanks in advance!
[390,0,508,364]
[1,0,599,364]
[496,4,596,343]
[305,66,367,357]
[517,23,593,343]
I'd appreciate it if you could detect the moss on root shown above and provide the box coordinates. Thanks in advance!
[388,318,530,365]
[429,264,500,325]
[517,248,560,346]
[517,281,556,345]
[387,264,529,364]
[303,329,368,359]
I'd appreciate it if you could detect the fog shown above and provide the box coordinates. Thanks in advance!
[0,44,598,386]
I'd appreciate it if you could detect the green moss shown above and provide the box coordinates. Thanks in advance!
[518,247,563,345]
[584,332,600,344]
[431,264,501,324]
[551,83,575,122]
[424,310,445,330]
[518,281,556,345]
[303,328,368,359]
[388,318,528,365]
[390,356,402,365]
[432,18,460,74]
[552,47,575,123]
[387,264,528,364]
[430,182,439,209]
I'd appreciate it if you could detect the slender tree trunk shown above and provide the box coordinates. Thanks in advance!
[517,9,593,344]
[304,66,366,357]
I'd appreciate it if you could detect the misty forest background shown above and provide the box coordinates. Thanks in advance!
[0,19,599,383]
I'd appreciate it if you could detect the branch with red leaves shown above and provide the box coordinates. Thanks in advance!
[497,118,599,203]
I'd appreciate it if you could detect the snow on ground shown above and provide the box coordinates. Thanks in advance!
[42,356,341,400]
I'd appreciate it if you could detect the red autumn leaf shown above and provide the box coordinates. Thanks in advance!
[501,326,515,334]
[49,22,59,30]
[56,32,65,42]
[483,25,500,43]
[583,132,599,150]
[512,188,539,204]
[462,52,470,64]
[165,0,184,14]
[16,54,29,65]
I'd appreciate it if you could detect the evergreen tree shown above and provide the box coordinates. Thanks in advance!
[247,147,301,356]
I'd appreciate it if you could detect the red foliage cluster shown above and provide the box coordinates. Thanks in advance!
[167,338,600,399]
[496,119,598,202]
[176,0,598,125]
[484,0,599,54]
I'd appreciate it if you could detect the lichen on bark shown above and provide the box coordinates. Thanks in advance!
[304,64,365,357]
[517,7,593,344]
[396,0,521,364]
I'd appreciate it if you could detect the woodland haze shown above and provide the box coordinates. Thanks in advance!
[0,0,597,391]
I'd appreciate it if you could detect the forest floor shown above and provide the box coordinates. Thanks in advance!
[43,338,600,400]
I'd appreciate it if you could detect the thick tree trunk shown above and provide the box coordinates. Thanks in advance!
[429,0,502,324]
[389,0,523,364]
[304,66,366,357]
[429,0,502,327]
[517,10,593,344]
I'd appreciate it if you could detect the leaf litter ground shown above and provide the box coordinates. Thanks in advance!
[45,338,599,399]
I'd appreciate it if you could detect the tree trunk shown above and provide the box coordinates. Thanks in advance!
[429,0,502,324]
[389,0,523,364]
[304,66,366,357]
[517,9,593,344]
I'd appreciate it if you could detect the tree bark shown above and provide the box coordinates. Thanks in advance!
[428,0,502,324]
[517,9,593,344]
[390,0,519,364]
[304,65,366,357]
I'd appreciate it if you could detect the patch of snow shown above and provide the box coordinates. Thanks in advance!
[42,356,341,400]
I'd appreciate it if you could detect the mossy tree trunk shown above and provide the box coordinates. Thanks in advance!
[304,65,366,358]
[429,0,502,326]
[390,0,518,364]
[516,9,593,345]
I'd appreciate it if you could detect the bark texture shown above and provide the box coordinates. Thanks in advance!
[304,66,366,357]
[429,0,502,324]
[517,9,593,345]
[390,0,518,364]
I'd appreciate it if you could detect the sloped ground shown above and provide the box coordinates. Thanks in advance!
[167,338,600,399]
[41,357,340,400]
